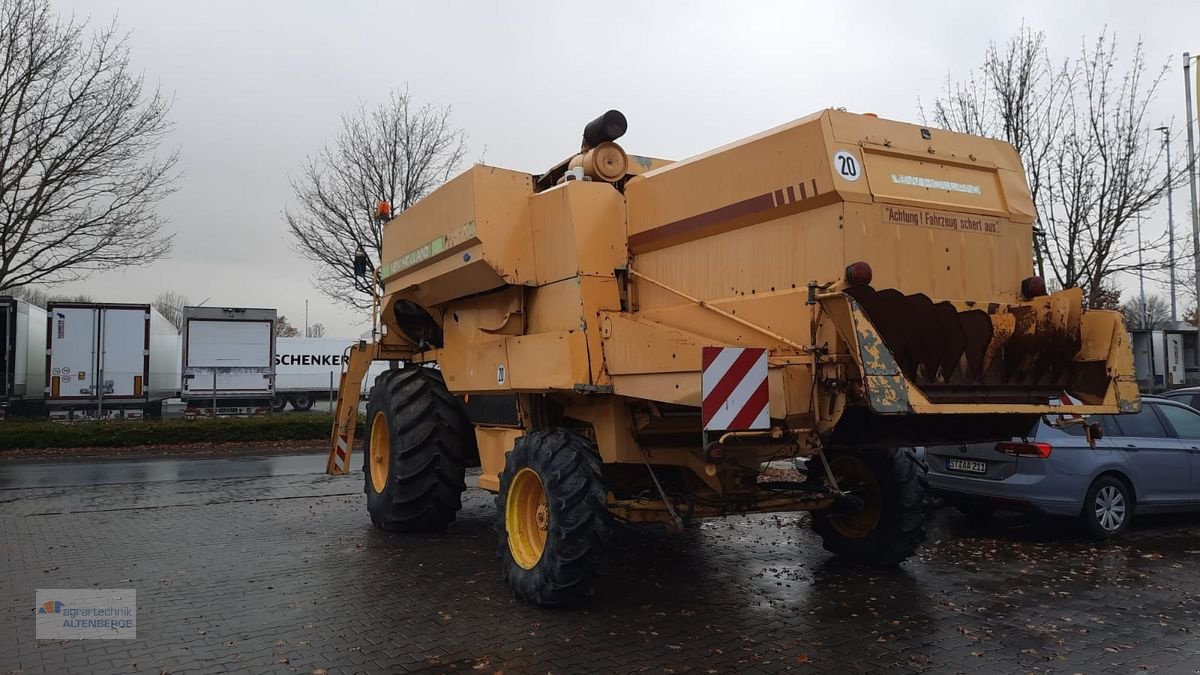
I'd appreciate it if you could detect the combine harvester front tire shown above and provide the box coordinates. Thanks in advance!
[496,429,609,607]
[363,368,473,532]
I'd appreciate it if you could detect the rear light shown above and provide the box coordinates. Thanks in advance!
[995,441,1052,458]
[845,261,873,286]
[1020,275,1047,299]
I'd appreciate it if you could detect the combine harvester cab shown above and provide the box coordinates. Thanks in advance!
[327,108,1138,607]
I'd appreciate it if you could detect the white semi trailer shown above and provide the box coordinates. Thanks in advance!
[181,307,277,414]
[273,337,387,411]
[45,302,180,419]
[0,297,48,417]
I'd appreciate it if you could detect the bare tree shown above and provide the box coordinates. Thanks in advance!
[285,89,468,309]
[307,322,326,338]
[1049,34,1178,306]
[276,315,300,338]
[0,0,177,294]
[1090,283,1122,310]
[9,286,91,307]
[923,25,1071,279]
[923,28,1179,305]
[1123,294,1172,330]
[152,290,190,330]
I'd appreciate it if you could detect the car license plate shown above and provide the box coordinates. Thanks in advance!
[946,458,987,474]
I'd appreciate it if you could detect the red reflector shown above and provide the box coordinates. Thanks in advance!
[845,261,873,286]
[1021,276,1047,299]
[375,201,392,220]
[995,441,1052,458]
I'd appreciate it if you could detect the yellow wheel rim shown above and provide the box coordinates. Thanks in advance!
[506,467,549,569]
[828,455,883,539]
[368,411,389,494]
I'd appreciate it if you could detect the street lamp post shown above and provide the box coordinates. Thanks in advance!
[1158,126,1177,323]
[1185,52,1199,323]
[1138,214,1148,328]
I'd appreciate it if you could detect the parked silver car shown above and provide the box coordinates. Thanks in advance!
[1159,386,1200,410]
[925,396,1200,538]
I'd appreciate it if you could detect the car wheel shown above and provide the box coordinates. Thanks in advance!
[1081,475,1133,539]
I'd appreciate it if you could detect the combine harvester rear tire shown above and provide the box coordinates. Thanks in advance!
[363,368,472,532]
[811,448,927,566]
[496,429,608,606]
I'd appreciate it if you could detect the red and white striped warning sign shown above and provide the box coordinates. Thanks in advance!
[701,347,770,431]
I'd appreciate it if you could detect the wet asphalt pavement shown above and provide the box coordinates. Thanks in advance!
[3,452,1200,674]
[0,453,327,490]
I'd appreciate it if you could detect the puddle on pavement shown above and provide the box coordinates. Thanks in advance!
[0,452,329,489]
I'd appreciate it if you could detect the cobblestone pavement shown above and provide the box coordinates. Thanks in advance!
[3,452,1200,674]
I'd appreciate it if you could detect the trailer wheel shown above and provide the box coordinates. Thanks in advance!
[811,448,927,566]
[363,368,473,532]
[289,393,314,411]
[270,396,288,412]
[496,428,609,606]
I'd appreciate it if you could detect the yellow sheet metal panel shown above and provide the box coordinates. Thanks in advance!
[530,186,576,285]
[632,204,844,313]
[531,181,629,285]
[380,165,535,290]
[827,110,1035,225]
[578,276,622,386]
[506,331,591,390]
[842,202,1032,302]
[626,111,832,253]
[860,148,1007,216]
[526,277,582,334]
[601,312,708,375]
[439,287,527,393]
[439,331,509,393]
[475,426,523,493]
[569,184,628,276]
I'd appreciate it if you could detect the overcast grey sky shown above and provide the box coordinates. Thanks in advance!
[49,0,1200,335]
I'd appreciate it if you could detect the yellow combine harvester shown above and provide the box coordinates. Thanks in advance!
[327,109,1138,606]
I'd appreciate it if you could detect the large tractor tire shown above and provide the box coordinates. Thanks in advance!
[496,428,608,607]
[363,368,473,532]
[811,448,927,566]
